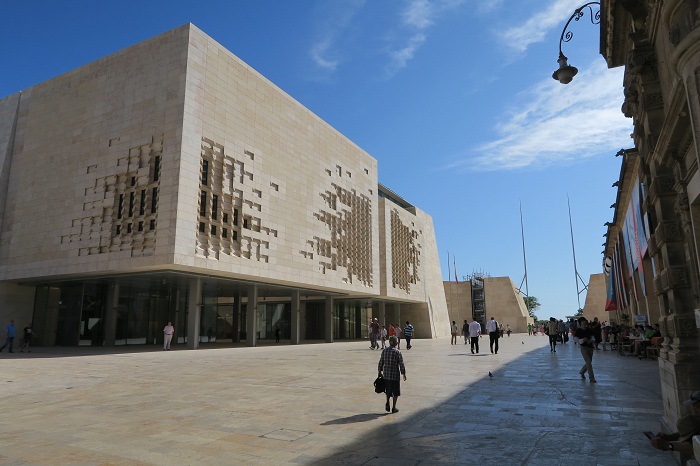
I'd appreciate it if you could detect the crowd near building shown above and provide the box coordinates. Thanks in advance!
[0,24,453,349]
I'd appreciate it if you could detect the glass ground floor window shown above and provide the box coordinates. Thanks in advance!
[30,275,373,346]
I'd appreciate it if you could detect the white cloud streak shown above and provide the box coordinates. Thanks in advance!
[308,0,367,73]
[501,0,590,54]
[454,61,632,171]
[384,0,465,77]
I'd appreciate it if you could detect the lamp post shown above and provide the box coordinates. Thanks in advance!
[552,2,601,84]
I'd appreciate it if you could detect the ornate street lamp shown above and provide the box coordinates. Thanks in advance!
[552,2,601,84]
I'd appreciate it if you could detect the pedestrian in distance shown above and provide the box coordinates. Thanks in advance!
[486,316,500,354]
[369,318,380,350]
[506,324,512,337]
[575,317,597,383]
[163,321,175,350]
[462,319,469,344]
[380,325,387,349]
[19,322,32,353]
[468,317,481,354]
[558,319,567,344]
[378,335,406,414]
[548,317,559,352]
[450,321,458,345]
[527,322,532,336]
[0,320,16,353]
[275,326,280,343]
[403,321,414,350]
[395,323,402,349]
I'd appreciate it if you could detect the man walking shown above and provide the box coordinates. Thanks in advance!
[0,320,16,353]
[468,317,481,354]
[462,319,469,344]
[486,316,500,354]
[19,322,32,352]
[163,321,175,351]
[450,321,458,345]
[378,335,406,414]
[548,317,559,352]
[575,317,596,383]
[558,319,567,343]
[403,321,414,350]
[369,318,380,349]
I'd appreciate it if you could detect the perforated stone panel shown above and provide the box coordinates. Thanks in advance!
[390,208,421,293]
[301,174,374,287]
[61,136,162,257]
[196,137,278,262]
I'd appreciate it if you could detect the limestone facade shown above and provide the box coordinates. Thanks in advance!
[582,273,610,324]
[602,0,700,436]
[0,24,448,346]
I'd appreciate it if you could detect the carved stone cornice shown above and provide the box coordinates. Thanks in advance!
[659,265,690,291]
[674,191,692,229]
[671,151,689,188]
[655,220,684,244]
[648,175,677,201]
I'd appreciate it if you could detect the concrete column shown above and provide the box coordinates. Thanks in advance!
[325,295,333,343]
[103,282,118,346]
[246,285,258,347]
[187,278,202,350]
[291,290,300,345]
[233,292,242,343]
[378,301,386,327]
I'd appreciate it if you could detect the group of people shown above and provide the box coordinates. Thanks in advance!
[0,320,32,353]
[455,316,505,354]
[452,319,511,347]
[369,319,414,351]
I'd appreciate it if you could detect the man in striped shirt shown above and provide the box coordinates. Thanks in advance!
[378,336,407,414]
[403,321,414,350]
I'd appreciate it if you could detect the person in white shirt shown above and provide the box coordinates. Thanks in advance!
[468,318,482,354]
[486,316,500,354]
[450,321,458,345]
[163,321,175,350]
[380,325,388,348]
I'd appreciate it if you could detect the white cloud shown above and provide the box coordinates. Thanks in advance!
[501,0,592,54]
[452,60,632,171]
[310,39,340,71]
[383,0,465,78]
[308,0,367,73]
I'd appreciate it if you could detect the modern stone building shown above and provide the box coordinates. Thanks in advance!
[581,273,609,324]
[0,23,450,348]
[443,276,530,334]
[601,0,700,443]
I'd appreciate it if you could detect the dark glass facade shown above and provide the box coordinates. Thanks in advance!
[29,275,370,347]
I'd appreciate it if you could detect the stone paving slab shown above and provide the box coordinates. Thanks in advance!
[0,335,673,465]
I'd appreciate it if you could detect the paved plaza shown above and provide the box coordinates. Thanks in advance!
[0,334,674,465]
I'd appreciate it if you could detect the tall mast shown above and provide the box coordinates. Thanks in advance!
[519,200,529,298]
[568,195,588,309]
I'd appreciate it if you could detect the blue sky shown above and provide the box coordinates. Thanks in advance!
[0,0,630,321]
